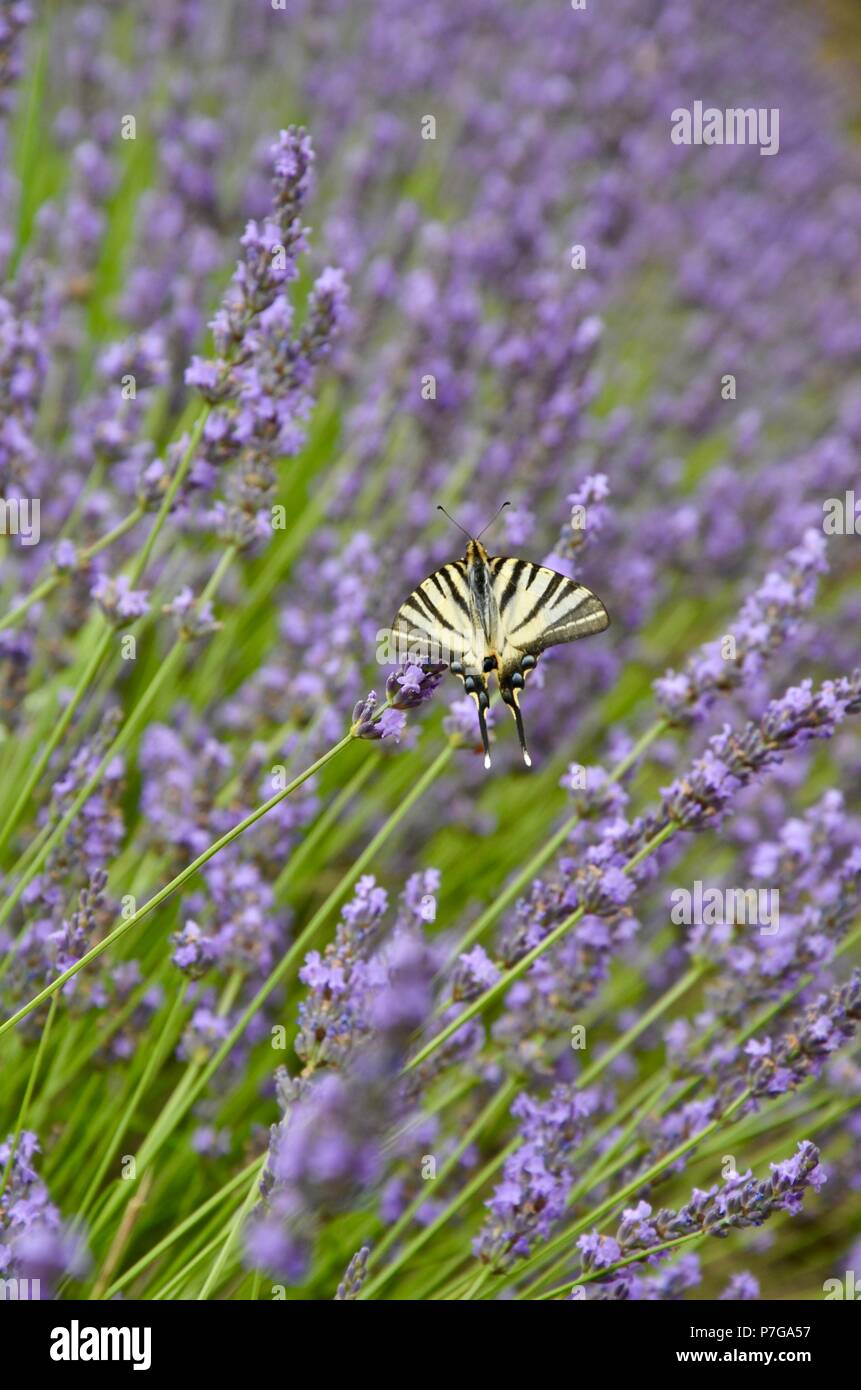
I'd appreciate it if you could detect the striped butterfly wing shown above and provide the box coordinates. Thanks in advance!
[391,551,609,771]
[488,556,610,767]
[491,557,609,672]
[392,561,495,765]
[391,561,484,671]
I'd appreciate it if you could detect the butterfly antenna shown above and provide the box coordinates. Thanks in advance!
[436,504,472,540]
[476,500,511,541]
[476,700,492,771]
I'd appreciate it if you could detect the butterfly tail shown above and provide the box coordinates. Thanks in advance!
[473,694,492,770]
[502,682,532,768]
[463,675,493,770]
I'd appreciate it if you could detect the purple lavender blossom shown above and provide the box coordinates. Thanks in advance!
[3,0,861,1310]
[246,874,440,1281]
[661,673,861,832]
[576,1142,825,1298]
[334,1244,370,1300]
[90,573,150,625]
[180,127,348,550]
[0,1131,88,1292]
[720,1272,760,1300]
[654,531,829,726]
[745,974,861,1098]
[475,1085,610,1270]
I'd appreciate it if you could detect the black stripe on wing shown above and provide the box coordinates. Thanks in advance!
[510,570,566,633]
[436,563,473,621]
[535,589,609,645]
[490,557,609,666]
[391,562,477,666]
[497,557,528,615]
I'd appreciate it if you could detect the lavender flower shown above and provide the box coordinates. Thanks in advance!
[654,531,829,726]
[162,586,221,641]
[3,0,861,1309]
[351,663,444,744]
[182,128,348,550]
[0,1131,87,1293]
[335,1245,370,1300]
[0,4,31,119]
[577,1142,825,1298]
[475,1085,610,1271]
[720,1272,760,1301]
[662,673,861,832]
[245,875,440,1281]
[295,874,389,1071]
[746,974,861,1098]
[90,573,150,625]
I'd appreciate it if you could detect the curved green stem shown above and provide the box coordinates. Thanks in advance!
[0,628,113,859]
[360,1076,519,1298]
[0,505,145,636]
[101,1155,263,1300]
[445,718,669,967]
[197,1161,264,1300]
[0,729,355,1041]
[406,821,678,1074]
[122,743,452,1185]
[0,996,58,1202]
[76,986,190,1227]
[0,545,237,948]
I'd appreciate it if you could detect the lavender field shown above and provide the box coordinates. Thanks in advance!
[1,0,860,1305]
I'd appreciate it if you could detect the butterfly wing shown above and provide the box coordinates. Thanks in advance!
[489,557,610,765]
[392,561,481,667]
[391,562,494,766]
[491,557,610,668]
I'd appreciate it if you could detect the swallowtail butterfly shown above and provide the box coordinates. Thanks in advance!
[391,507,610,769]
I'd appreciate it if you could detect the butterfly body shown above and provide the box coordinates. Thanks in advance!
[392,535,609,769]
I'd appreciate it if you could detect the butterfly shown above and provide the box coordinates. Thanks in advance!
[391,505,610,769]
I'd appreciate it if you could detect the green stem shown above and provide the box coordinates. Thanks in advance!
[108,741,451,1225]
[0,647,184,939]
[568,1071,671,1204]
[197,1159,265,1300]
[460,1266,492,1300]
[152,1229,232,1300]
[0,531,231,945]
[102,1156,264,1300]
[0,506,145,635]
[407,821,678,1074]
[0,406,208,869]
[128,407,210,585]
[0,730,356,1041]
[536,1082,853,1300]
[76,987,190,1226]
[481,1088,752,1299]
[85,1059,206,1246]
[74,730,433,1242]
[0,630,113,859]
[48,960,171,1098]
[575,962,706,1091]
[42,1075,100,1181]
[359,1137,519,1300]
[562,917,861,1240]
[445,718,668,967]
[453,967,703,1289]
[0,996,58,1202]
[539,1233,702,1300]
[408,1251,472,1301]
[272,756,375,897]
[360,1076,519,1298]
